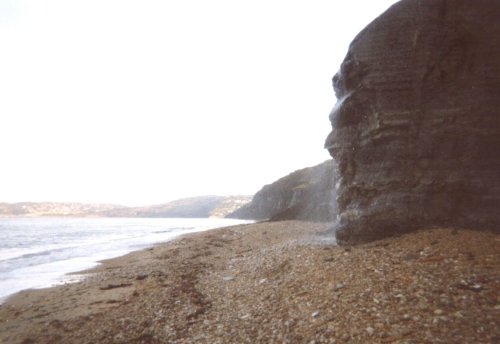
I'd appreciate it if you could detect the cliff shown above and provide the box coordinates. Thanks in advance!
[227,160,337,222]
[325,0,500,244]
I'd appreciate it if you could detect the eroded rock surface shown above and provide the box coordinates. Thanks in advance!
[228,160,337,222]
[325,0,500,244]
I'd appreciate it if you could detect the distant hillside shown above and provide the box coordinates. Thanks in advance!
[0,202,122,217]
[0,196,252,218]
[227,160,337,222]
[98,196,252,218]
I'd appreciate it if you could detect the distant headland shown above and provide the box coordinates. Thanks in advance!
[0,196,252,219]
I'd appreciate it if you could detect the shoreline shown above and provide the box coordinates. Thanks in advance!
[0,221,498,343]
[0,217,251,304]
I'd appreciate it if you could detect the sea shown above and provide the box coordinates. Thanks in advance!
[0,217,251,303]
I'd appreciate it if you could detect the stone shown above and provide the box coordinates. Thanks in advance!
[470,284,483,292]
[325,0,500,244]
[334,283,345,291]
[135,273,148,281]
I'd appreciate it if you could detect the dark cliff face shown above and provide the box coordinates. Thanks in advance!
[228,160,337,222]
[325,0,500,244]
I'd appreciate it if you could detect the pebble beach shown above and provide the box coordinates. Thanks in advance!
[0,221,499,343]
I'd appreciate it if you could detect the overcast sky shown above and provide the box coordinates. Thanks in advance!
[0,0,398,206]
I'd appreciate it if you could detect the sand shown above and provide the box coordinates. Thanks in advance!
[0,220,499,344]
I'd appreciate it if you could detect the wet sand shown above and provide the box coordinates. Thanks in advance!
[0,221,498,343]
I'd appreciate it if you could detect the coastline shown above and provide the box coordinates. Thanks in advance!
[0,217,250,303]
[0,221,498,343]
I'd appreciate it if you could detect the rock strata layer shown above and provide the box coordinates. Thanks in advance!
[228,160,337,222]
[325,0,500,244]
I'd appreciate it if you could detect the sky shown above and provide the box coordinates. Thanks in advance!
[0,0,398,206]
